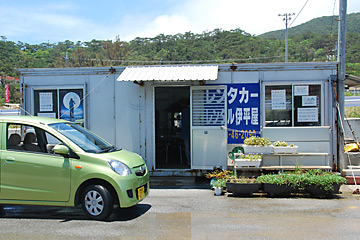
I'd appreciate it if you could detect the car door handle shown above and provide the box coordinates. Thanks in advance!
[5,157,16,163]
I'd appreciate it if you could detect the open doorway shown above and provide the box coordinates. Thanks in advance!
[155,87,190,169]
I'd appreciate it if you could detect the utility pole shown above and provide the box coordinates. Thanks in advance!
[279,13,295,62]
[338,0,347,173]
[65,50,69,68]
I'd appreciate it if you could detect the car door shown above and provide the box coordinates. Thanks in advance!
[0,123,71,202]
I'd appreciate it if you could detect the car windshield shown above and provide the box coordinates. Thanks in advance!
[49,122,119,153]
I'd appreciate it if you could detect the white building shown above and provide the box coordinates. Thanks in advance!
[19,62,339,176]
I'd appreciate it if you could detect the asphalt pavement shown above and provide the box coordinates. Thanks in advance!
[0,179,360,240]
[345,96,360,107]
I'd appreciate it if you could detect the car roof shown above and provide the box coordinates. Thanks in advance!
[0,115,68,125]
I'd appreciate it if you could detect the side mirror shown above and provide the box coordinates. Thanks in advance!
[53,144,70,156]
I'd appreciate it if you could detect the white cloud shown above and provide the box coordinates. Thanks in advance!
[1,0,360,43]
[0,2,109,43]
[118,0,360,41]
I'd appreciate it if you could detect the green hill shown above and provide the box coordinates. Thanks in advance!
[1,12,360,104]
[259,12,360,39]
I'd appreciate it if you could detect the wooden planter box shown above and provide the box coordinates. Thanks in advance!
[226,182,260,196]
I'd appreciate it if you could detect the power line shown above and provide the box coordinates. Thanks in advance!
[258,0,309,63]
[289,0,309,27]
[65,54,293,65]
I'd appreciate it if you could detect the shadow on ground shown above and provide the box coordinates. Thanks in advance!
[0,203,151,222]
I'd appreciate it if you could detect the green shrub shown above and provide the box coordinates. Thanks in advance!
[256,170,347,191]
[257,174,297,188]
[303,173,347,191]
[213,178,227,188]
[244,136,271,146]
[345,106,360,118]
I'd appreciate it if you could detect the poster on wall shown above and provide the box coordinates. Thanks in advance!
[34,90,58,118]
[39,92,53,111]
[59,89,84,125]
[227,83,260,144]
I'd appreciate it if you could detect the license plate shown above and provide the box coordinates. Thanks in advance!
[137,186,145,200]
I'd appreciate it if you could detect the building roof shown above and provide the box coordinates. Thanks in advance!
[117,65,219,81]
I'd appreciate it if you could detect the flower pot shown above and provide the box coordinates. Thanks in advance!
[235,159,261,168]
[273,146,298,154]
[243,145,273,154]
[226,182,260,196]
[305,184,341,198]
[263,183,295,197]
[214,187,223,196]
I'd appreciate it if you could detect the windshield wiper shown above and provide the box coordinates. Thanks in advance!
[100,146,119,153]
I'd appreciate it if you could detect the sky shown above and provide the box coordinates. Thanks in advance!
[1,0,360,44]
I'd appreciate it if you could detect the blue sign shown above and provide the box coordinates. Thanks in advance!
[227,83,260,144]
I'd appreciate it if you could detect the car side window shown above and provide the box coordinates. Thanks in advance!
[7,124,43,152]
[8,124,25,151]
[8,124,24,151]
[44,132,64,154]
[7,123,65,155]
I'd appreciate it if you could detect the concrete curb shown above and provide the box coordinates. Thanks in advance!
[340,184,360,194]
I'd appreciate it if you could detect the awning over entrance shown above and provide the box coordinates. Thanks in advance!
[117,65,218,81]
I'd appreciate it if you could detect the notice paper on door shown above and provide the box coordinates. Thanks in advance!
[297,108,318,122]
[302,96,317,106]
[271,90,286,110]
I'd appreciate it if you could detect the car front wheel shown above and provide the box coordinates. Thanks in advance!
[82,184,113,220]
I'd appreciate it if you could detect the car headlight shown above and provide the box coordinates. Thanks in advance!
[107,160,132,176]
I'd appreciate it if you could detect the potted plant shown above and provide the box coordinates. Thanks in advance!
[235,153,262,168]
[257,169,347,198]
[257,173,298,197]
[226,177,259,196]
[205,169,233,189]
[273,141,298,154]
[243,136,273,154]
[302,169,347,198]
[213,178,226,196]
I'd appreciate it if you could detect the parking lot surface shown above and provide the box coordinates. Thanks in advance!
[0,184,359,239]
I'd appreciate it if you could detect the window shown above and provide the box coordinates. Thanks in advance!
[294,85,321,126]
[7,124,42,152]
[7,123,64,155]
[265,85,292,127]
[34,88,85,126]
[265,84,321,127]
[34,90,58,118]
[49,122,115,153]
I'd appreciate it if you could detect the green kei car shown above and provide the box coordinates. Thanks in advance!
[0,116,149,220]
